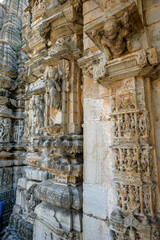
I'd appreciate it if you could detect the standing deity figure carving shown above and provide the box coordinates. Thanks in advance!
[14,120,24,144]
[0,118,11,142]
[93,13,131,60]
[44,66,62,126]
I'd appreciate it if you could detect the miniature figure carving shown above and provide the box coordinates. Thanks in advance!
[93,13,131,59]
[0,118,11,142]
[14,120,24,143]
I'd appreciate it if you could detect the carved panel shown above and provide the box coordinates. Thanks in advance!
[111,111,149,143]
[109,76,159,237]
[115,182,154,217]
[113,147,152,175]
[13,120,24,144]
[0,167,12,189]
[23,95,44,138]
[0,117,11,142]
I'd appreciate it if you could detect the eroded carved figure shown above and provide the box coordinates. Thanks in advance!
[0,118,11,142]
[25,184,41,213]
[93,13,131,59]
[44,66,62,128]
[0,168,12,188]
[32,0,46,17]
[14,120,24,143]
[44,66,62,110]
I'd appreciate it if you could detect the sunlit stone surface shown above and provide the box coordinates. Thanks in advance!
[1,0,160,239]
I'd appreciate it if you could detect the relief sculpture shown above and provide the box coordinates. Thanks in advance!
[92,13,131,60]
[44,65,62,131]
[109,77,158,239]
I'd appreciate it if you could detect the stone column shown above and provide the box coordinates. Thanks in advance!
[79,0,160,239]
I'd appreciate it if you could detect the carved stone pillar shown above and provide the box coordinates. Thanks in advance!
[79,0,160,239]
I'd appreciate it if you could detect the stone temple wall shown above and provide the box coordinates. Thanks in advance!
[0,0,27,228]
[0,0,160,240]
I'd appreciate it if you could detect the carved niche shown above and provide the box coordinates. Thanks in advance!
[44,65,62,134]
[43,60,70,135]
[0,117,11,142]
[23,94,44,138]
[109,77,159,239]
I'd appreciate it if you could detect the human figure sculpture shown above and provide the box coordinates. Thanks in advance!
[44,66,61,110]
[44,66,62,126]
[34,95,44,135]
[93,13,131,60]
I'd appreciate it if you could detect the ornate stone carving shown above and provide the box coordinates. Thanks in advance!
[32,0,46,20]
[109,76,159,237]
[0,118,11,142]
[111,110,150,144]
[49,35,82,57]
[44,65,62,133]
[44,66,62,111]
[2,213,33,240]
[35,180,82,210]
[24,95,44,137]
[0,168,12,189]
[25,184,41,214]
[13,120,24,144]
[23,10,32,28]
[92,13,130,60]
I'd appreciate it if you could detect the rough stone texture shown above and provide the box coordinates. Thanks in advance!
[0,0,27,228]
[0,0,160,240]
[79,0,160,239]
[2,0,83,239]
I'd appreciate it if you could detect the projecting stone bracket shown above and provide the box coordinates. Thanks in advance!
[78,48,159,86]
